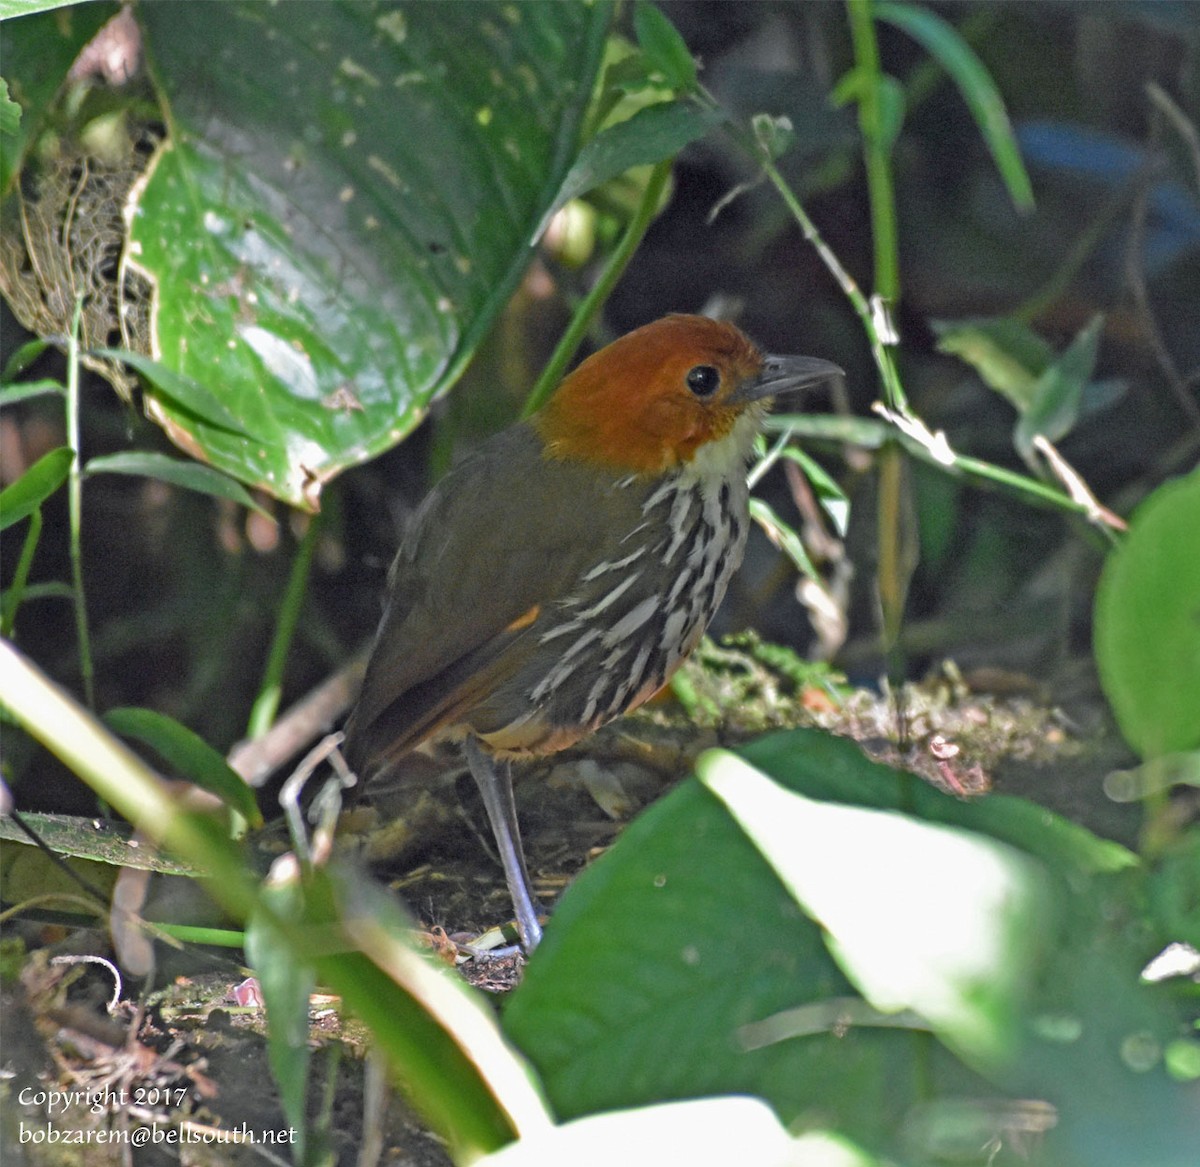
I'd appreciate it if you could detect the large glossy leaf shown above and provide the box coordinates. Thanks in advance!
[505,728,1194,1167]
[120,1,611,508]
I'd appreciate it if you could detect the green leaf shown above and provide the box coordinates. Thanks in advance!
[103,706,262,828]
[244,879,316,1165]
[783,447,851,537]
[533,100,725,243]
[0,446,72,530]
[874,2,1034,211]
[0,76,21,189]
[1,337,48,382]
[306,863,552,1158]
[88,348,251,436]
[506,727,1197,1166]
[1015,313,1103,461]
[85,451,271,518]
[1094,467,1200,759]
[0,378,65,406]
[0,3,113,196]
[751,112,796,161]
[505,746,882,1136]
[831,68,905,151]
[0,1,92,18]
[932,316,1055,409]
[100,2,611,509]
[633,3,697,93]
[749,496,819,580]
[699,750,1051,1065]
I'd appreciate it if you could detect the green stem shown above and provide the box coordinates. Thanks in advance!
[65,295,95,710]
[246,510,321,739]
[847,0,900,308]
[521,158,674,417]
[746,138,907,413]
[1,507,42,639]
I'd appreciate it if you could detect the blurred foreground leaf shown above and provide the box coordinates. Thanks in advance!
[505,728,1200,1166]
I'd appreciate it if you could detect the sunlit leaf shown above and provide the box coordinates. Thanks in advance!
[477,1098,839,1167]
[699,750,1051,1064]
[128,2,611,509]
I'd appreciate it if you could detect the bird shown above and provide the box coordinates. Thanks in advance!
[343,314,842,951]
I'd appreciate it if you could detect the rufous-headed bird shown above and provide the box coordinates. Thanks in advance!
[344,314,842,950]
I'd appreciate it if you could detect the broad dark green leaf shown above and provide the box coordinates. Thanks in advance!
[114,1,611,508]
[0,445,72,530]
[103,706,262,827]
[874,2,1034,211]
[1095,467,1200,759]
[533,99,725,244]
[1015,314,1103,461]
[85,450,270,518]
[505,734,954,1146]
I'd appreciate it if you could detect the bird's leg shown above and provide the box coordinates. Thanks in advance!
[463,736,544,952]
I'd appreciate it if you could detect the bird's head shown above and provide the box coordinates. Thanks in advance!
[534,314,842,475]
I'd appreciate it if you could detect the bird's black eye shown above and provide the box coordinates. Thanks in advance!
[686,365,720,398]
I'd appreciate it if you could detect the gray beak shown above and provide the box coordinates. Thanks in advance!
[731,354,844,405]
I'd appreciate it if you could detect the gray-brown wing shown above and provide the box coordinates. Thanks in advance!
[344,424,637,771]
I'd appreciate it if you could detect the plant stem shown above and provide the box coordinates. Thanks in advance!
[246,511,321,739]
[66,296,95,710]
[712,96,908,413]
[1,508,42,639]
[847,0,900,307]
[521,158,673,417]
